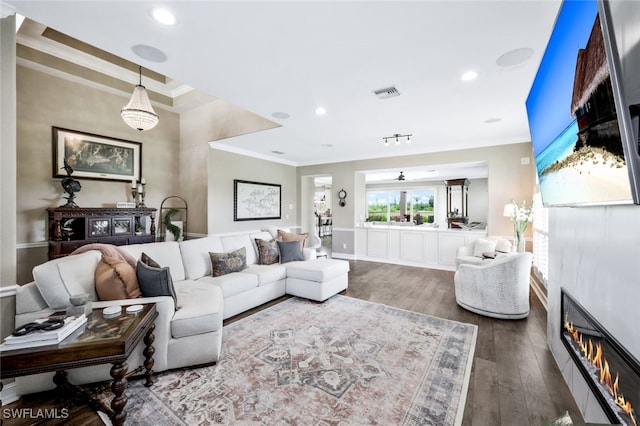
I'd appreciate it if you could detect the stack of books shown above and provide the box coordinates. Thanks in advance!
[0,314,87,351]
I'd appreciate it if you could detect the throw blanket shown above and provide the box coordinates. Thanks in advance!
[70,243,138,267]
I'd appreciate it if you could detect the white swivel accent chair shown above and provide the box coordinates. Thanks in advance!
[454,252,533,319]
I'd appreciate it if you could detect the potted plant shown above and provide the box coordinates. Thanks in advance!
[135,222,145,235]
[163,208,182,241]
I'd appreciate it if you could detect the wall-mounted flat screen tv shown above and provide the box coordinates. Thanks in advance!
[526,0,640,207]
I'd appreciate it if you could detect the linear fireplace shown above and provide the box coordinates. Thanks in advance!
[561,289,639,426]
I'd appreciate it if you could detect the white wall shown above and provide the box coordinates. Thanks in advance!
[546,1,640,422]
[547,206,640,422]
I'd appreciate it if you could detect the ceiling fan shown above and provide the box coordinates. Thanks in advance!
[398,171,405,181]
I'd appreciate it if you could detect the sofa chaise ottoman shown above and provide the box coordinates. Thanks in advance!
[285,259,350,301]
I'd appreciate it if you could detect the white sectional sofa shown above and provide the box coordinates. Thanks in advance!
[12,229,349,395]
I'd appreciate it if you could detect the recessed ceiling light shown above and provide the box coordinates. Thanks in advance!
[315,107,327,116]
[496,47,534,68]
[460,71,478,81]
[132,44,168,63]
[151,8,176,26]
[272,112,290,119]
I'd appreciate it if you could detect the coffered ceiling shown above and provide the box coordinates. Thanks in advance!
[7,1,562,167]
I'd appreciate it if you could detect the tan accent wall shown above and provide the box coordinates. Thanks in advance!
[16,65,180,283]
[179,101,279,235]
[1,13,18,341]
[208,149,297,234]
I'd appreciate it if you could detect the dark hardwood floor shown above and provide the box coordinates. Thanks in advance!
[344,260,584,426]
[3,259,584,426]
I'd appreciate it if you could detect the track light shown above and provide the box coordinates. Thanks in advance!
[382,133,413,146]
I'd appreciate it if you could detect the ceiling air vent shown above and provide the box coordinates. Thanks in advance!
[373,86,400,99]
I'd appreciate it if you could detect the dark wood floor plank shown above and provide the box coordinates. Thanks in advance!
[498,383,531,426]
[494,324,525,390]
[517,342,562,425]
[462,360,476,425]
[474,315,496,362]
[470,358,501,426]
[494,325,531,425]
[532,345,585,423]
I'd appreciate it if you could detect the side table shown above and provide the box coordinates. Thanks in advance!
[0,303,157,426]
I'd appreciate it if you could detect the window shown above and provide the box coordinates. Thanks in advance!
[366,188,435,223]
[367,191,388,221]
[411,189,435,223]
[389,191,402,221]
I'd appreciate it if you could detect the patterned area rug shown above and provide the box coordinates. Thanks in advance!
[124,295,477,425]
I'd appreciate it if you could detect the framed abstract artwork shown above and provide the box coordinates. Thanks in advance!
[234,179,281,221]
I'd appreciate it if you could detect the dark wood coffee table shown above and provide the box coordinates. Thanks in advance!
[0,303,157,426]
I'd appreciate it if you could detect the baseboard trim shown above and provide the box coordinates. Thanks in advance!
[16,241,47,250]
[0,285,18,298]
[530,273,547,310]
[1,381,19,406]
[185,232,207,239]
[330,252,355,260]
[339,254,457,271]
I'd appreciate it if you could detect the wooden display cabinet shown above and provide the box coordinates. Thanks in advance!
[47,207,156,259]
[444,178,470,229]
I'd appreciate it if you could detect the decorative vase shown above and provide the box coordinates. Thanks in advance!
[515,231,525,252]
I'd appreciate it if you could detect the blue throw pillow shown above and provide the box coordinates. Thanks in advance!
[136,257,178,310]
[277,240,304,263]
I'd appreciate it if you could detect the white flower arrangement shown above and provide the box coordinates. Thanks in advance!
[506,200,532,251]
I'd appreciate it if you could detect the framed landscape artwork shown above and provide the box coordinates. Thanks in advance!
[52,127,141,182]
[234,180,281,221]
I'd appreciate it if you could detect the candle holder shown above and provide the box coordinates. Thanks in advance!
[131,187,138,205]
[138,182,146,207]
[130,180,146,207]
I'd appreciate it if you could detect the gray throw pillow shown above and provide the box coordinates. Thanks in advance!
[277,240,304,263]
[209,247,247,277]
[136,257,178,310]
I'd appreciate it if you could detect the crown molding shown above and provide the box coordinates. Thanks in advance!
[1,2,16,19]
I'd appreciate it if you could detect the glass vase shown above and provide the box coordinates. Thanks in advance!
[515,231,525,252]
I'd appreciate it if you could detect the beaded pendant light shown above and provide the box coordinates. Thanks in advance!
[121,66,158,131]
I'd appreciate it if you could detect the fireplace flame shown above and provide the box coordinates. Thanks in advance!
[564,318,637,426]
